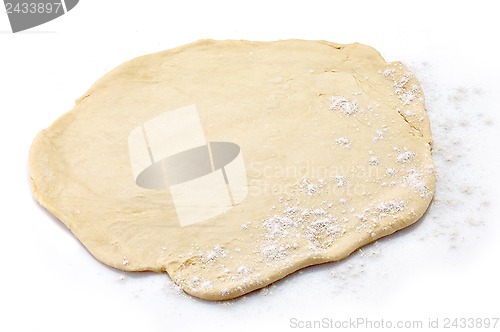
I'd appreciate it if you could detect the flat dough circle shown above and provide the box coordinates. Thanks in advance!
[29,40,435,300]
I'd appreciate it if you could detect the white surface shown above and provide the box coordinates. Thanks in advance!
[1,1,499,331]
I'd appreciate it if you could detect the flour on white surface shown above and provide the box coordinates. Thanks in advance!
[411,62,492,249]
[325,63,493,296]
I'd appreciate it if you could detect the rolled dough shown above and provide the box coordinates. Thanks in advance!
[29,40,435,300]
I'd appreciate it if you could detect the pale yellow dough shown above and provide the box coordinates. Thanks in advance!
[29,40,435,300]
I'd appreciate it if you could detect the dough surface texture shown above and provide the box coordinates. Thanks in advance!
[29,40,435,300]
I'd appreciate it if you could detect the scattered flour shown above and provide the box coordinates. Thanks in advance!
[403,168,430,198]
[335,137,351,148]
[330,96,359,115]
[369,156,380,165]
[396,150,415,163]
[334,175,346,187]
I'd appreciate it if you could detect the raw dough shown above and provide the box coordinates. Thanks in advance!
[29,40,435,300]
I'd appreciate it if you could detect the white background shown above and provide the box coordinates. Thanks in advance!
[1,1,499,331]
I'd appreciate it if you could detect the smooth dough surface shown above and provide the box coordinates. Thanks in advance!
[29,40,435,300]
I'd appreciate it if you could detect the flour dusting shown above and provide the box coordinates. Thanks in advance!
[330,96,359,115]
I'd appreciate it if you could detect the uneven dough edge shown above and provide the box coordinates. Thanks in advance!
[180,193,433,301]
[29,126,121,269]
